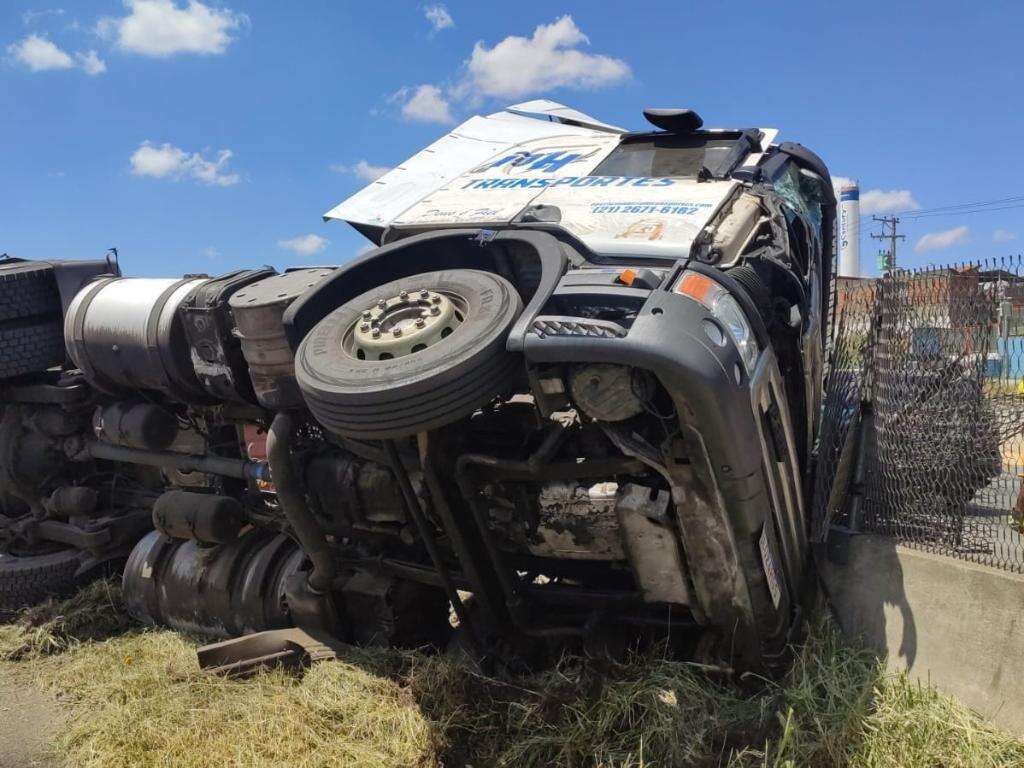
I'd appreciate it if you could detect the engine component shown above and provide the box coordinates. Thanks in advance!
[295,269,523,439]
[569,364,650,422]
[152,490,245,544]
[179,267,277,404]
[44,486,98,517]
[615,484,690,605]
[123,528,304,638]
[0,406,65,490]
[341,570,451,648]
[229,269,334,409]
[305,452,406,528]
[64,276,211,400]
[531,480,625,560]
[93,402,179,451]
[705,193,763,267]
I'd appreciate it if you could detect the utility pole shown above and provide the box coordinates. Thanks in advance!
[871,215,905,273]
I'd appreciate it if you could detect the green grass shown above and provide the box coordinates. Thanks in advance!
[2,582,1022,767]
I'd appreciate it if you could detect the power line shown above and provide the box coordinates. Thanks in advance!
[894,194,1024,217]
[901,203,1024,220]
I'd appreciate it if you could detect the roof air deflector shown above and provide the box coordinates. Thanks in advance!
[643,108,703,133]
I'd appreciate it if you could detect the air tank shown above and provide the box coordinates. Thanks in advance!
[837,181,861,278]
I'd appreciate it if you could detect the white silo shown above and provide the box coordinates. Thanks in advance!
[837,181,861,277]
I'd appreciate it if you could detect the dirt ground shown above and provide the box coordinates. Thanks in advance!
[0,665,65,768]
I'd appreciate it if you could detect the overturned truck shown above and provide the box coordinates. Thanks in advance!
[0,103,835,670]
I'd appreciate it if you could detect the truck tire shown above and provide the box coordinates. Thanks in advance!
[0,318,66,379]
[296,269,523,439]
[0,262,60,323]
[0,549,82,618]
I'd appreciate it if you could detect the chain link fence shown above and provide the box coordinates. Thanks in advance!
[813,257,1024,572]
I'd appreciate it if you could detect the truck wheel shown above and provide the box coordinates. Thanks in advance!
[296,269,523,439]
[0,262,60,323]
[0,549,83,618]
[0,318,66,379]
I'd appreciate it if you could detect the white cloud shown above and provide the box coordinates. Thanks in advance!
[201,245,220,259]
[8,34,74,71]
[75,49,106,75]
[8,34,108,75]
[22,8,66,26]
[915,226,969,254]
[129,141,240,186]
[860,188,920,215]
[424,4,453,32]
[993,229,1017,243]
[279,234,329,257]
[98,0,246,57]
[391,16,628,124]
[329,160,391,181]
[461,15,630,100]
[399,84,454,124]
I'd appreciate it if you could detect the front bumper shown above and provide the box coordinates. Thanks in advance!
[523,269,808,666]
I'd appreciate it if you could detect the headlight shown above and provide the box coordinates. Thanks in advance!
[674,270,759,373]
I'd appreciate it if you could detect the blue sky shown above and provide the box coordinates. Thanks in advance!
[2,0,1022,277]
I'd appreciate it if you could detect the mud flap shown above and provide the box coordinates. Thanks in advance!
[197,627,347,677]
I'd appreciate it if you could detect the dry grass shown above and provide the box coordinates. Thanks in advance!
[3,583,1023,768]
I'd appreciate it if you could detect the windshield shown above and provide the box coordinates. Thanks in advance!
[592,135,740,178]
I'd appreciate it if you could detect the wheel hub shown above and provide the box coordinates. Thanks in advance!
[353,289,460,360]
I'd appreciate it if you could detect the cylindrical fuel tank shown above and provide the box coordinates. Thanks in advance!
[229,269,334,409]
[122,528,305,638]
[65,276,210,400]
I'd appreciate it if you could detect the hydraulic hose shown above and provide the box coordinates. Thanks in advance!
[266,412,335,593]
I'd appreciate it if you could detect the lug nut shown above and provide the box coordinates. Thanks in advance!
[431,296,441,304]
[415,317,426,328]
[430,306,440,316]
[420,290,429,299]
[392,327,403,337]
[399,290,409,299]
[360,323,370,332]
[371,328,381,338]
[377,299,387,309]
[362,311,371,320]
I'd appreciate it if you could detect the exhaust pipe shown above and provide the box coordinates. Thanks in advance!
[266,411,336,593]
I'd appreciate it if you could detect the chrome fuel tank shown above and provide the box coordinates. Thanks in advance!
[64,276,210,400]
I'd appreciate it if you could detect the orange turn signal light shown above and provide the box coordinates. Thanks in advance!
[675,271,718,305]
[617,268,636,286]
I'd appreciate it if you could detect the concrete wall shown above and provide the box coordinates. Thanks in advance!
[820,534,1024,735]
